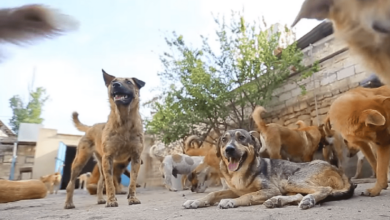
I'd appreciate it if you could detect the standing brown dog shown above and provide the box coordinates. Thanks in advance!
[64,70,145,209]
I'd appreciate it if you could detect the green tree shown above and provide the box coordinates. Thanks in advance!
[9,87,49,134]
[146,11,319,144]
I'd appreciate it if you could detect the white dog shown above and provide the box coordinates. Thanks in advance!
[77,172,91,191]
[160,153,204,192]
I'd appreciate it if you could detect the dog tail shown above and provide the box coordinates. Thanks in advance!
[0,4,78,45]
[149,145,165,163]
[295,120,307,129]
[318,174,356,204]
[184,135,201,150]
[323,117,333,136]
[252,106,268,134]
[72,112,91,132]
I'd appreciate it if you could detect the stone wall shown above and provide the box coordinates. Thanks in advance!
[0,143,36,179]
[262,34,371,128]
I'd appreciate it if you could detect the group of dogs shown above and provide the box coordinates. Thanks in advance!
[2,0,390,212]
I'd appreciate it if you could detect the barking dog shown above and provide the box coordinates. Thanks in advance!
[183,129,355,210]
[159,153,204,192]
[0,179,47,203]
[252,106,322,162]
[293,0,390,86]
[64,70,145,209]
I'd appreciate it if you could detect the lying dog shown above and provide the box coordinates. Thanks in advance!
[77,172,91,191]
[183,129,355,210]
[64,70,145,209]
[252,106,321,162]
[0,179,47,203]
[326,87,390,196]
[159,153,204,191]
[293,0,390,86]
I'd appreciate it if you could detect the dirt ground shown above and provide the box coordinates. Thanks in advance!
[1,182,390,220]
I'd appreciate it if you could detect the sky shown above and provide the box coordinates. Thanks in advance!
[0,0,321,135]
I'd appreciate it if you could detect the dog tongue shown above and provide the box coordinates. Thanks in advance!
[228,162,239,171]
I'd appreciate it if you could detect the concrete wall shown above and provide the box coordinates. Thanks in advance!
[33,128,82,179]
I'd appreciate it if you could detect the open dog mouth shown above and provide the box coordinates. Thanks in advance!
[113,93,129,101]
[227,152,247,172]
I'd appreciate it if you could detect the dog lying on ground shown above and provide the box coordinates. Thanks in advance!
[326,86,390,196]
[159,153,204,192]
[64,70,145,209]
[0,179,47,203]
[183,129,355,210]
[40,164,64,194]
[252,106,321,162]
[293,0,390,86]
[78,172,91,190]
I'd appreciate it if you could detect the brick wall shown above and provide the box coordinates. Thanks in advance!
[0,143,35,179]
[262,34,371,128]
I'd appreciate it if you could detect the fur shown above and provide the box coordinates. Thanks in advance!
[0,179,47,203]
[64,70,145,209]
[183,129,355,210]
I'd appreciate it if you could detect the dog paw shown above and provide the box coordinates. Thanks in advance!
[361,187,381,197]
[64,202,75,209]
[136,184,141,188]
[128,197,141,205]
[169,188,178,192]
[105,200,118,207]
[97,198,106,205]
[183,187,189,190]
[298,195,315,210]
[264,197,282,209]
[218,199,236,209]
[183,200,201,209]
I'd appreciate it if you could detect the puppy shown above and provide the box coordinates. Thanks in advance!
[293,0,390,86]
[183,129,355,210]
[64,70,145,209]
[0,179,47,203]
[40,164,64,194]
[252,106,321,162]
[160,153,204,192]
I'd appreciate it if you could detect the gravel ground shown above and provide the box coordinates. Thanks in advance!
[1,183,390,220]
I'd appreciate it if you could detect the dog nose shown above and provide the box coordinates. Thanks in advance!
[225,145,235,155]
[112,82,121,87]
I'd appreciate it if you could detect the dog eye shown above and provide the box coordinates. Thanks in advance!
[221,137,227,142]
[126,80,132,84]
[238,135,245,141]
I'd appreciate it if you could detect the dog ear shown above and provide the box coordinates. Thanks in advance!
[102,69,115,87]
[292,0,333,27]
[187,172,193,182]
[360,109,386,127]
[215,137,222,158]
[132,77,146,89]
[249,131,262,156]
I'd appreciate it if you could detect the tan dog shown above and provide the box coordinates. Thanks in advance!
[252,106,322,162]
[183,129,355,210]
[40,164,64,194]
[326,88,390,196]
[77,172,91,190]
[71,112,142,195]
[64,70,145,209]
[293,0,390,86]
[0,179,47,203]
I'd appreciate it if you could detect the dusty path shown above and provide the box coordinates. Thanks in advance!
[1,183,390,220]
